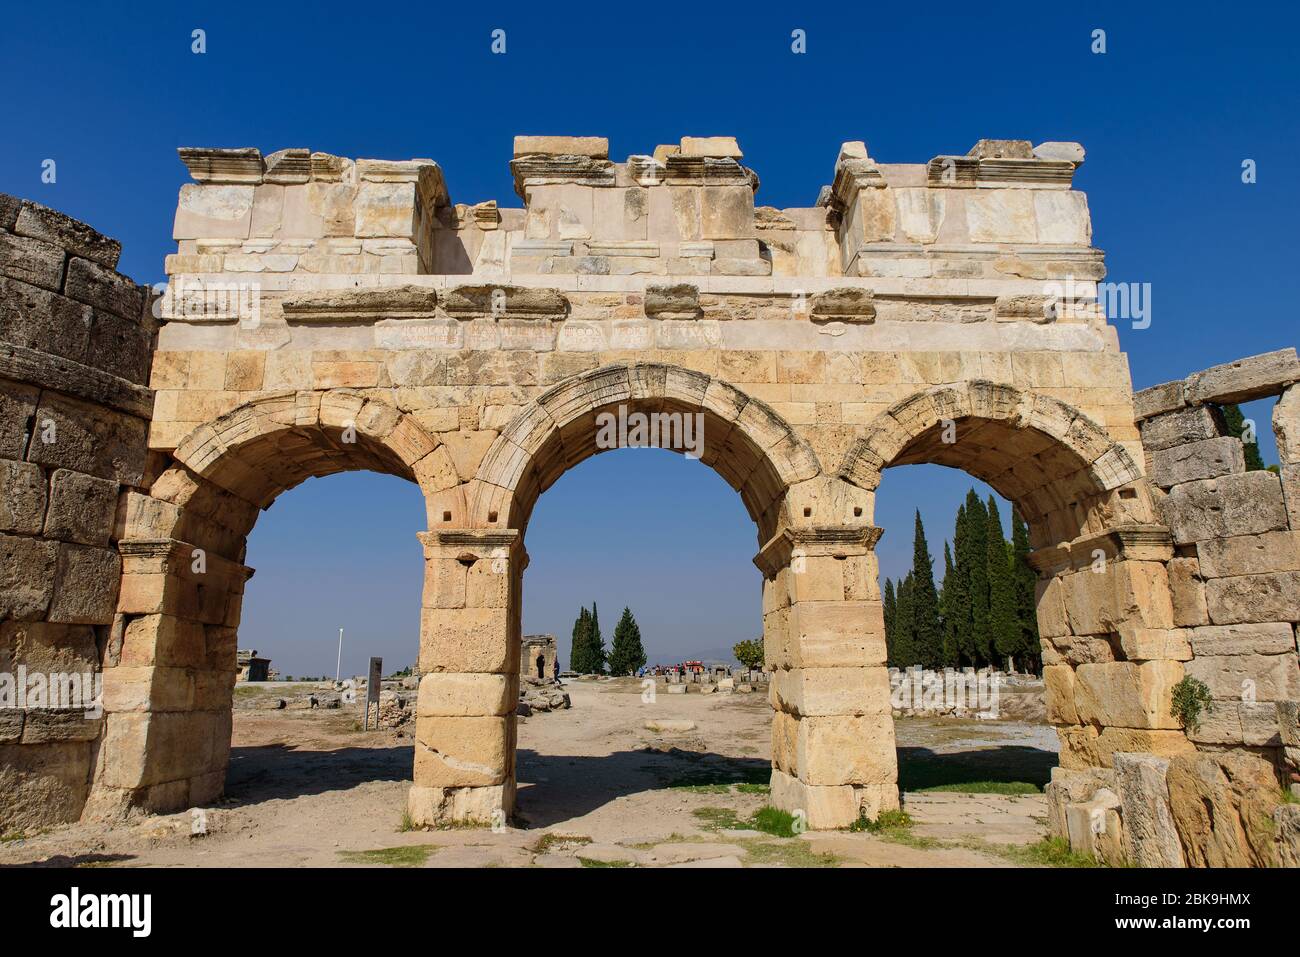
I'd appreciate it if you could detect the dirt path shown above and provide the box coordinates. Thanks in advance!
[0,680,1060,868]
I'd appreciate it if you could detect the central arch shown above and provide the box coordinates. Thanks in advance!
[406,362,909,828]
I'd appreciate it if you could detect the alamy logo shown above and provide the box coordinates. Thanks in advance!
[0,668,102,718]
[50,887,151,937]
[594,404,704,459]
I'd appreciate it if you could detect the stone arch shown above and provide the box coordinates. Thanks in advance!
[837,380,1194,801]
[87,391,442,818]
[837,381,1155,545]
[466,362,822,543]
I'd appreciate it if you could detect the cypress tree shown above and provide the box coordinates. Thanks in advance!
[569,606,593,673]
[608,607,647,676]
[939,542,961,667]
[910,510,943,668]
[588,602,606,674]
[986,496,1018,667]
[950,503,974,665]
[1221,403,1266,470]
[883,578,897,649]
[1011,508,1041,673]
[892,574,916,668]
[965,491,990,665]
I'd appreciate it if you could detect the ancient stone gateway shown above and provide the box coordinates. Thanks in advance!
[2,134,1297,863]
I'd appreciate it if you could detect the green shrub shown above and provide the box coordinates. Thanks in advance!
[1170,676,1213,731]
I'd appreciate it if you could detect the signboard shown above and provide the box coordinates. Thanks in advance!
[364,657,382,730]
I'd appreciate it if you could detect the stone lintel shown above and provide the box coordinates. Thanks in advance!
[281,285,438,324]
[1183,348,1300,406]
[442,284,568,321]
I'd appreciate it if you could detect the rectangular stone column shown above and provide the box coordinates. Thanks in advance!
[87,537,248,818]
[408,529,522,827]
[758,525,897,828]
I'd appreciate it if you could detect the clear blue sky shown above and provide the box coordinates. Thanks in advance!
[3,4,1295,675]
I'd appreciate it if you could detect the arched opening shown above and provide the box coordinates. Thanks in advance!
[841,382,1192,831]
[535,654,544,680]
[512,445,765,828]
[408,362,849,829]
[88,391,442,818]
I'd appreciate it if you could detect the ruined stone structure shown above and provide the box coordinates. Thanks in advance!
[0,195,155,825]
[521,634,557,681]
[0,133,1296,864]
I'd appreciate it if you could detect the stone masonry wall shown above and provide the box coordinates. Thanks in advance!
[0,194,156,829]
[1049,349,1300,867]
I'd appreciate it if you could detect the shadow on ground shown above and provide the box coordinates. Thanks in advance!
[898,745,1055,792]
[513,746,770,829]
[225,743,413,804]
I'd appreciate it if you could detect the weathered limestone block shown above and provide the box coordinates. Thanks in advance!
[786,601,886,668]
[418,670,514,717]
[1276,804,1300,867]
[25,391,148,485]
[769,767,867,830]
[513,136,609,158]
[1283,464,1300,529]
[771,667,890,717]
[1059,560,1174,634]
[1159,471,1288,544]
[0,741,95,827]
[1116,627,1192,662]
[1204,570,1300,625]
[1184,347,1300,405]
[177,147,263,184]
[1274,385,1300,466]
[0,459,46,533]
[1165,751,1282,867]
[419,607,513,673]
[12,200,121,267]
[1167,556,1209,626]
[794,714,895,786]
[1185,651,1299,702]
[0,231,65,290]
[172,184,254,240]
[1187,700,1283,746]
[680,136,743,158]
[1034,190,1091,245]
[1149,436,1244,488]
[354,181,417,238]
[1113,753,1184,867]
[644,283,701,320]
[1189,622,1297,656]
[700,185,756,240]
[0,276,94,364]
[48,543,122,624]
[1065,786,1125,865]
[1132,380,1185,421]
[1196,530,1300,578]
[281,285,438,323]
[966,191,1036,243]
[1057,724,1194,769]
[43,468,117,546]
[407,782,513,826]
[808,287,876,324]
[1074,660,1183,729]
[1045,765,1114,839]
[0,532,57,619]
[442,284,567,320]
[64,256,146,321]
[1138,405,1224,452]
[413,715,511,787]
[1043,664,1079,724]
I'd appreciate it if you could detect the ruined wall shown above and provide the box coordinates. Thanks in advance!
[0,194,155,828]
[1049,349,1300,866]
